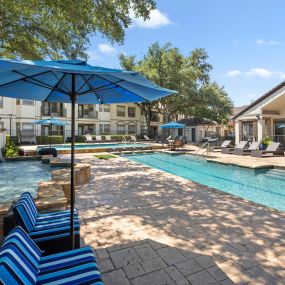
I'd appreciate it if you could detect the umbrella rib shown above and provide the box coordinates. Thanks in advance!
[76,74,94,94]
[12,70,68,95]
[80,73,150,103]
[0,70,52,87]
[78,79,125,96]
[50,71,71,94]
[43,73,70,101]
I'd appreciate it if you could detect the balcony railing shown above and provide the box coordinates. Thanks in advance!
[78,111,97,119]
[41,107,67,117]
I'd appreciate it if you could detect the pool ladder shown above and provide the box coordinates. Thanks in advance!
[193,142,214,158]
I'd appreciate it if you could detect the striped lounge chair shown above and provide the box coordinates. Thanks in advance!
[12,192,80,254]
[0,226,103,285]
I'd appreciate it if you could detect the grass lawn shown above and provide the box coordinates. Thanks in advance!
[94,153,117,159]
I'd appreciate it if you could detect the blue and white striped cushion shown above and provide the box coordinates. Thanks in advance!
[20,193,38,218]
[36,262,103,285]
[38,247,96,274]
[13,202,36,232]
[3,227,41,270]
[0,245,38,285]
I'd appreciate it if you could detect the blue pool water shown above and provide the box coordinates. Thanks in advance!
[0,161,51,203]
[125,153,285,212]
[55,143,151,150]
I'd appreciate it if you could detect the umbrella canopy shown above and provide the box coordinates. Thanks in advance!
[33,118,68,147]
[33,118,67,126]
[160,122,186,129]
[0,58,177,249]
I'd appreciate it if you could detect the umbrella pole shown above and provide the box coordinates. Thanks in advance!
[70,74,76,250]
[50,124,52,148]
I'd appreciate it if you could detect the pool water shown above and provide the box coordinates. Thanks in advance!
[125,153,285,212]
[55,143,150,150]
[0,161,51,203]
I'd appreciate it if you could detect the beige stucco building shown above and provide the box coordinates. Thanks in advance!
[0,97,163,141]
[234,81,285,145]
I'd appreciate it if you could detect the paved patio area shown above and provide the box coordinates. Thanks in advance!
[75,154,285,285]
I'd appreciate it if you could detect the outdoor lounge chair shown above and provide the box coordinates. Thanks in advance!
[0,226,103,285]
[251,142,284,157]
[143,135,151,141]
[234,141,260,155]
[231,141,248,155]
[12,192,80,253]
[85,134,95,143]
[105,135,112,142]
[95,135,103,142]
[220,140,232,154]
[130,135,137,142]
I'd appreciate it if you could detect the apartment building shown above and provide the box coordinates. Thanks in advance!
[0,96,163,141]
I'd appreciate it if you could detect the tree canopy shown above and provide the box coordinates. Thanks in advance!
[119,42,233,135]
[0,0,155,59]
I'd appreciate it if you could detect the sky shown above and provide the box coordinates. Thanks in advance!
[87,0,285,107]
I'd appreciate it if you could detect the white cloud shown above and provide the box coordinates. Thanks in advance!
[224,67,285,79]
[225,69,242,77]
[131,9,171,29]
[98,44,116,55]
[256,39,280,45]
[245,68,273,78]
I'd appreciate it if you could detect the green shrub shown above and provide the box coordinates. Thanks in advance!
[36,136,64,145]
[94,154,117,159]
[2,137,23,157]
[261,136,272,147]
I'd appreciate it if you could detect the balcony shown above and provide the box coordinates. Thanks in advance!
[78,111,98,119]
[41,107,66,117]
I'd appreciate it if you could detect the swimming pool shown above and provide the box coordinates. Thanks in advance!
[54,142,151,150]
[125,153,285,212]
[0,161,51,203]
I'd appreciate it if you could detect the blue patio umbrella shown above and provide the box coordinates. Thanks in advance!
[160,122,186,129]
[33,118,68,148]
[0,58,177,249]
[160,121,186,138]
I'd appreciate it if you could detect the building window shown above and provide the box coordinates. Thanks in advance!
[243,123,253,136]
[22,100,34,106]
[274,121,285,143]
[117,124,125,134]
[99,124,110,135]
[78,105,97,118]
[0,121,4,129]
[117,105,125,117]
[151,113,159,122]
[0,96,3,108]
[22,123,34,131]
[128,107,136,118]
[99,104,110,112]
[128,125,136,134]
[78,124,95,135]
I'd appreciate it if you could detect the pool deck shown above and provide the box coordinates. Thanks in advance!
[72,153,285,285]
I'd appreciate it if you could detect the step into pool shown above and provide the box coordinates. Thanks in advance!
[125,153,285,212]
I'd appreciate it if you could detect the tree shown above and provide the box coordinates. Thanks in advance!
[0,0,155,59]
[189,82,233,131]
[119,42,233,136]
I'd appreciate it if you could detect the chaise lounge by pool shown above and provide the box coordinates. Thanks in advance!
[125,152,285,212]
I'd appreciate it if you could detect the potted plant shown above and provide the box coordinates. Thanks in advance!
[260,136,272,150]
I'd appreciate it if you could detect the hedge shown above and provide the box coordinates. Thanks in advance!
[36,136,64,145]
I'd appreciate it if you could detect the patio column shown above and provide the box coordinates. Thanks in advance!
[257,117,265,142]
[235,120,241,145]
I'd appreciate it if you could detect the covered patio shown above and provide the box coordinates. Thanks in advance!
[234,82,285,145]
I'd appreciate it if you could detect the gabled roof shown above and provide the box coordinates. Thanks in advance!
[233,80,285,119]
